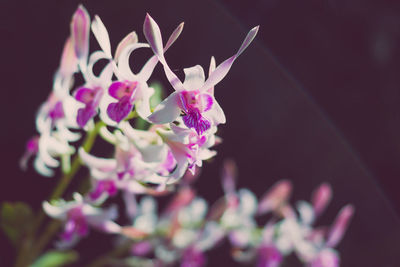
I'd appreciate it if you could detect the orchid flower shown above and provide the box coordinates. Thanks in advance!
[43,193,121,247]
[143,13,258,134]
[87,15,184,124]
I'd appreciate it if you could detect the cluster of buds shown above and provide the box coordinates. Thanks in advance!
[20,4,353,267]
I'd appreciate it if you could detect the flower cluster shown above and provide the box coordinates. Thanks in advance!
[22,5,258,182]
[19,5,354,267]
[106,161,354,267]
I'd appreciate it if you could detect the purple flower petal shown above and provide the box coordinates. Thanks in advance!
[77,105,97,128]
[182,109,211,135]
[107,96,133,123]
[49,101,65,121]
[108,81,137,100]
[74,87,95,104]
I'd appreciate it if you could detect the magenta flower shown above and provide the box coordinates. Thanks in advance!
[143,14,258,134]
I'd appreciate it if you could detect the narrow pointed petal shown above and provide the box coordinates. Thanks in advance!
[257,180,292,215]
[164,22,184,51]
[222,159,237,195]
[312,183,332,217]
[71,5,90,64]
[138,22,184,82]
[207,56,216,95]
[59,37,78,77]
[148,92,181,124]
[199,26,259,92]
[115,31,138,61]
[92,15,112,58]
[143,14,185,91]
[326,204,354,247]
[143,13,164,59]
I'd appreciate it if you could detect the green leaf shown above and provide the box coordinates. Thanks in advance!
[30,250,78,267]
[1,202,34,246]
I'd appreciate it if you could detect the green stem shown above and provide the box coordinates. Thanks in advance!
[15,121,105,267]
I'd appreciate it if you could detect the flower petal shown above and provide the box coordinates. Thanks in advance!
[148,92,181,124]
[91,15,112,58]
[115,31,138,61]
[74,87,94,104]
[326,204,354,248]
[199,26,259,92]
[59,37,78,78]
[311,183,332,218]
[116,42,150,80]
[143,14,185,91]
[257,180,292,215]
[183,65,205,90]
[78,147,117,170]
[137,22,184,82]
[71,5,90,67]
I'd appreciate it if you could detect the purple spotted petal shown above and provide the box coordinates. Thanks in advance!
[109,81,137,100]
[183,109,211,135]
[77,105,97,128]
[107,96,133,123]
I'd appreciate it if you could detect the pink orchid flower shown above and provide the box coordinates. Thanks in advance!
[143,14,259,134]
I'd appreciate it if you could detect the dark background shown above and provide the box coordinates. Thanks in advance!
[1,0,400,266]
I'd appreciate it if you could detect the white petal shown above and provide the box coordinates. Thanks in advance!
[147,92,181,124]
[42,201,67,219]
[91,15,112,58]
[183,65,205,90]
